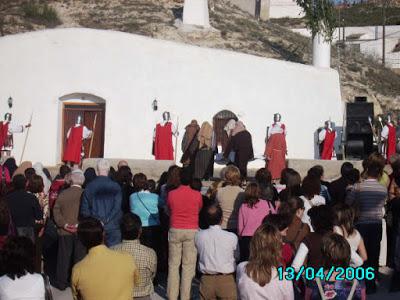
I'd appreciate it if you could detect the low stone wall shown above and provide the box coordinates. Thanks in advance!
[47,158,363,182]
[82,158,174,180]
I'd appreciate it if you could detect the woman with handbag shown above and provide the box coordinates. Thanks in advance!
[130,173,163,258]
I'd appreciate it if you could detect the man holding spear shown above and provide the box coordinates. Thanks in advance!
[63,115,93,167]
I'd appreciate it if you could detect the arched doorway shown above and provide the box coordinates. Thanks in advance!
[213,110,238,152]
[60,93,106,160]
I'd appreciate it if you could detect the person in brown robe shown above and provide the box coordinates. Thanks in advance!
[180,120,200,171]
[224,121,254,179]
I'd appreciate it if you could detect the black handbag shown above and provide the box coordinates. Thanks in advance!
[41,273,54,300]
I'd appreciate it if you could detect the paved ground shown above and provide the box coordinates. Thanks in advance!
[51,268,399,300]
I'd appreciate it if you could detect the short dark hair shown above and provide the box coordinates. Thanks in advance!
[308,205,334,234]
[147,179,156,193]
[24,168,36,181]
[0,236,35,280]
[116,166,133,185]
[190,178,202,192]
[346,168,360,185]
[301,175,321,199]
[340,162,354,178]
[263,213,291,231]
[366,153,385,178]
[180,167,192,185]
[321,233,351,269]
[307,165,324,179]
[77,217,104,249]
[12,174,26,190]
[59,165,71,178]
[205,203,223,226]
[27,175,44,193]
[133,173,148,191]
[120,213,142,240]
[255,168,272,185]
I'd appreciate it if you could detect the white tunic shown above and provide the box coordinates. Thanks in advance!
[67,125,92,139]
[318,128,337,143]
[268,122,286,138]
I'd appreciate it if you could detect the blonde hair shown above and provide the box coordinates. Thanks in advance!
[246,223,282,286]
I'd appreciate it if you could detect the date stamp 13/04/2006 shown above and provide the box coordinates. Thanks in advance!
[278,266,375,281]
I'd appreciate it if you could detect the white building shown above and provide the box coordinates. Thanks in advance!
[229,0,303,20]
[269,0,304,18]
[0,28,342,166]
[293,25,400,68]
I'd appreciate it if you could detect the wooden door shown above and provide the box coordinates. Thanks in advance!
[62,103,105,160]
[213,110,238,152]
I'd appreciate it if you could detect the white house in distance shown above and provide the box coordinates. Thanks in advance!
[229,0,303,20]
[0,28,342,166]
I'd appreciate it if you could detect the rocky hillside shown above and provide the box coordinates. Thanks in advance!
[1,0,399,115]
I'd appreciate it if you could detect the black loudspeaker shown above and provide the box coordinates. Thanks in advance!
[345,101,374,159]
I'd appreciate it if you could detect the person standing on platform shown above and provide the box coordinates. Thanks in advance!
[319,120,337,160]
[265,113,287,181]
[223,121,254,179]
[381,114,396,162]
[194,121,215,180]
[153,111,177,161]
[63,115,92,166]
[180,120,200,172]
[0,113,31,158]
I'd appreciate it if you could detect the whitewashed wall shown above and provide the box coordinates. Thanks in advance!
[269,0,303,18]
[0,28,342,166]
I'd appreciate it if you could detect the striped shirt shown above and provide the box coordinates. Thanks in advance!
[346,179,387,224]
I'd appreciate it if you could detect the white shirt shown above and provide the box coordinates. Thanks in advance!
[6,122,24,134]
[268,122,286,138]
[292,242,363,273]
[381,124,393,139]
[195,225,239,274]
[334,226,362,252]
[300,195,326,230]
[318,128,337,143]
[237,263,294,300]
[0,273,45,300]
[67,125,92,139]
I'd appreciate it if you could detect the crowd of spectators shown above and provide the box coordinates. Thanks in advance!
[0,153,399,299]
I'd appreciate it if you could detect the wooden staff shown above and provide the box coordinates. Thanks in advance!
[88,113,97,158]
[19,111,33,165]
[174,116,179,164]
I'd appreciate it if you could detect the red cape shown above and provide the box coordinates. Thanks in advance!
[63,126,83,163]
[265,133,287,180]
[0,122,9,150]
[154,122,174,160]
[321,130,335,160]
[387,124,396,162]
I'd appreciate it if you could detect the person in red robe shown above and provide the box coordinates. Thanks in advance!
[63,116,92,165]
[153,111,175,161]
[0,121,9,150]
[382,115,396,162]
[319,121,336,160]
[265,113,287,180]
